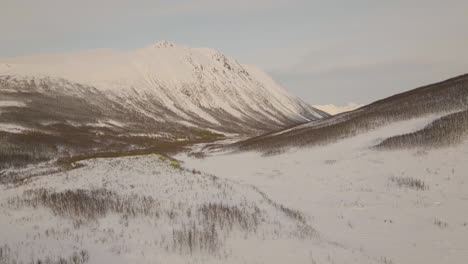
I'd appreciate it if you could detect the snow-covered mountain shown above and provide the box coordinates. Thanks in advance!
[0,41,324,134]
[312,103,363,115]
[0,41,326,170]
[2,43,468,264]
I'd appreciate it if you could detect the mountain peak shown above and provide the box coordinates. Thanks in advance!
[0,41,326,132]
[153,40,177,48]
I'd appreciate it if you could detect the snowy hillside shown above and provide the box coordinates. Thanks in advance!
[2,108,465,263]
[2,39,467,264]
[0,41,324,131]
[0,154,372,264]
[161,73,468,263]
[0,41,325,171]
[177,113,468,264]
[233,73,468,153]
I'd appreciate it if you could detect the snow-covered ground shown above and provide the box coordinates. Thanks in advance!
[0,123,30,133]
[0,101,26,108]
[177,115,468,264]
[0,154,372,264]
[1,114,467,263]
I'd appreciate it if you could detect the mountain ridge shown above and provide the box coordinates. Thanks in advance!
[0,41,325,171]
[0,41,324,129]
[230,73,468,153]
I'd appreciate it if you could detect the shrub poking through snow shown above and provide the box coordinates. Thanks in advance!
[0,244,89,264]
[6,183,315,256]
[7,189,161,223]
[434,218,448,228]
[389,176,428,190]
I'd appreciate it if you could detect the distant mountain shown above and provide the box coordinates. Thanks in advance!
[232,73,468,154]
[0,41,326,170]
[312,103,363,115]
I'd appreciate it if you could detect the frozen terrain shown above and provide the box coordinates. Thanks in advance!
[0,41,325,134]
[233,73,468,153]
[1,44,467,263]
[0,154,372,264]
[1,109,467,263]
[177,115,468,264]
[0,41,327,173]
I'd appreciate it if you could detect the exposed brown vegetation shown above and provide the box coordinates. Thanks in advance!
[7,189,161,223]
[375,109,468,149]
[232,74,468,153]
[0,73,319,171]
[6,185,314,255]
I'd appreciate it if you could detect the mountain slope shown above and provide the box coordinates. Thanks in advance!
[232,73,468,153]
[0,41,324,132]
[0,41,325,170]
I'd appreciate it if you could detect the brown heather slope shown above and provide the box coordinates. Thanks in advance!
[231,73,468,154]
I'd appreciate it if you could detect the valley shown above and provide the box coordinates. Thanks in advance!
[0,44,467,264]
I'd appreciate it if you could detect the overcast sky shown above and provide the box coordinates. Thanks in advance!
[1,0,467,105]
